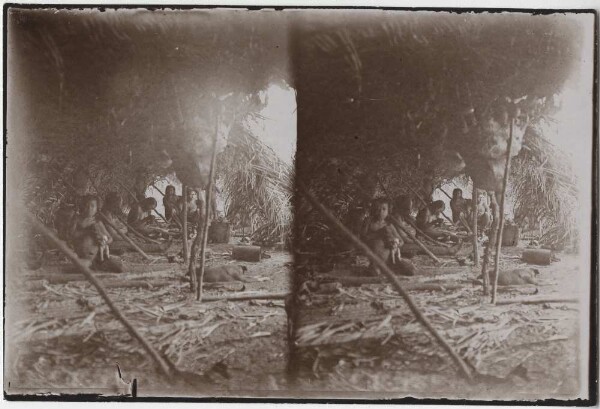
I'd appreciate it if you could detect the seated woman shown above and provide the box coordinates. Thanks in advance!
[178,188,205,227]
[450,188,467,224]
[392,196,461,257]
[55,169,93,237]
[163,185,181,224]
[102,192,128,238]
[128,197,170,238]
[416,200,459,242]
[69,195,123,273]
[389,195,416,244]
[55,193,80,242]
[361,198,416,276]
[474,194,492,235]
[104,192,171,254]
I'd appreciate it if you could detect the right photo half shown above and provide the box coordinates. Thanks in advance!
[289,10,595,400]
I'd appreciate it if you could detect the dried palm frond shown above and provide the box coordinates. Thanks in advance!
[510,121,578,248]
[217,123,293,244]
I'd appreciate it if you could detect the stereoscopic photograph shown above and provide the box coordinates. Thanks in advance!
[3,5,597,403]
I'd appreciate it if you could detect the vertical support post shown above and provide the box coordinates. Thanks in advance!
[182,185,189,264]
[197,109,220,302]
[491,119,515,304]
[471,183,479,266]
[188,208,202,292]
[481,192,498,296]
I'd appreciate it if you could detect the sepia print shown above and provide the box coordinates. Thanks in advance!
[3,6,597,402]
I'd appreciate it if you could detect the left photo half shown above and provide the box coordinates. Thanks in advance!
[5,7,295,398]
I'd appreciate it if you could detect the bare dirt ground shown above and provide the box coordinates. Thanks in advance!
[289,245,587,401]
[5,241,292,398]
[5,240,589,401]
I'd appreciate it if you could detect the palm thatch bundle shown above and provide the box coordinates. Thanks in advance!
[510,121,578,248]
[218,123,293,244]
[292,11,584,249]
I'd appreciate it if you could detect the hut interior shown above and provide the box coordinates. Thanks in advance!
[290,11,593,399]
[6,8,295,397]
[4,8,595,401]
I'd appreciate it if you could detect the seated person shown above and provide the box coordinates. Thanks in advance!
[475,194,492,234]
[417,200,459,242]
[104,192,171,254]
[177,189,205,226]
[361,198,416,276]
[57,169,94,235]
[163,185,181,223]
[128,197,169,237]
[463,198,473,222]
[69,195,123,273]
[389,195,416,243]
[102,192,128,239]
[346,201,369,240]
[55,195,79,242]
[450,188,467,224]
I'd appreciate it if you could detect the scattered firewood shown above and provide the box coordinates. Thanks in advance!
[494,296,579,306]
[200,291,289,302]
[319,274,466,292]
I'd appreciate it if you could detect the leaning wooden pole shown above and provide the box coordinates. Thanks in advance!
[481,193,498,296]
[182,185,189,264]
[406,219,451,248]
[118,217,162,245]
[97,212,152,261]
[188,217,199,291]
[298,182,473,380]
[26,213,173,377]
[471,184,479,266]
[390,215,441,264]
[197,115,220,302]
[491,119,515,304]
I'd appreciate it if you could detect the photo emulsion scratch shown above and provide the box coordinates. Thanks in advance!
[3,6,597,403]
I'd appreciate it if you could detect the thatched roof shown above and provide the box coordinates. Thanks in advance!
[9,8,290,180]
[9,8,292,225]
[291,11,584,247]
[293,11,582,184]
